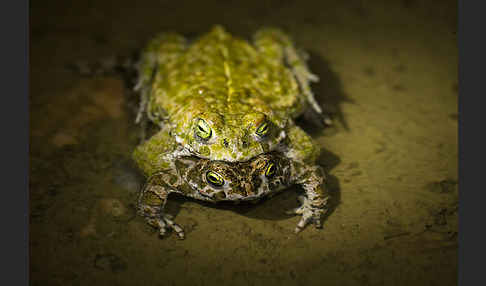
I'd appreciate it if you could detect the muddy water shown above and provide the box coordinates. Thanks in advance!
[30,0,457,285]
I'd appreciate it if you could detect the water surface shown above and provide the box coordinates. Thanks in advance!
[30,0,458,285]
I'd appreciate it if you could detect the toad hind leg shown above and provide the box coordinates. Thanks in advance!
[135,32,187,128]
[253,27,322,115]
[138,176,185,240]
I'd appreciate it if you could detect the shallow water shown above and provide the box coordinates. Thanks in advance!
[30,0,457,285]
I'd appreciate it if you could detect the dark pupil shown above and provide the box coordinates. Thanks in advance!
[206,172,223,186]
[208,173,218,182]
[268,165,275,174]
[259,124,267,134]
[198,125,206,133]
[266,163,276,178]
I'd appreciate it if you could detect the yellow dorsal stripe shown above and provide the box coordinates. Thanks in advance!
[220,43,234,111]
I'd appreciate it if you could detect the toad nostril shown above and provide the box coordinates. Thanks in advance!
[223,138,229,147]
[242,140,248,148]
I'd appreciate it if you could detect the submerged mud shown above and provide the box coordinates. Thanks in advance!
[30,0,457,285]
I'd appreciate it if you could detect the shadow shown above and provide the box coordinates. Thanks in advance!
[296,50,353,134]
[231,147,341,226]
[142,49,347,239]
[156,147,341,239]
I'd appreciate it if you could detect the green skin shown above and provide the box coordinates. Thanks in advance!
[138,150,330,240]
[135,25,323,162]
[134,26,329,239]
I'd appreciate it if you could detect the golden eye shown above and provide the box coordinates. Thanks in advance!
[265,161,276,179]
[256,121,269,137]
[195,119,212,140]
[205,171,224,187]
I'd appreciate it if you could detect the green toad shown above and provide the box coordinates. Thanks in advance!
[134,25,323,162]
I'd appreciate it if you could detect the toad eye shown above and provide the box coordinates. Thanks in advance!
[205,171,224,187]
[255,121,269,137]
[195,119,212,140]
[264,161,276,179]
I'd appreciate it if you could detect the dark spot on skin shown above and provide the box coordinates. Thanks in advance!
[249,173,262,194]
[142,191,165,206]
[223,138,229,147]
[449,113,458,121]
[242,140,247,148]
[261,143,270,152]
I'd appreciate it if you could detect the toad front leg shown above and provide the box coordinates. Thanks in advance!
[279,125,331,233]
[279,126,331,233]
[138,175,186,240]
[288,164,330,233]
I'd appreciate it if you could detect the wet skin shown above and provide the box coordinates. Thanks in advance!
[133,26,330,239]
[134,25,323,163]
[138,151,330,239]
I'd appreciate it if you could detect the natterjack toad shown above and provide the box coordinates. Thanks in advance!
[138,150,330,239]
[135,25,323,162]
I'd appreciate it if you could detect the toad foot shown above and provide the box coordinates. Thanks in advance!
[287,195,325,233]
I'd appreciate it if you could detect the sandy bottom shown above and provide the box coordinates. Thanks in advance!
[30,0,457,285]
